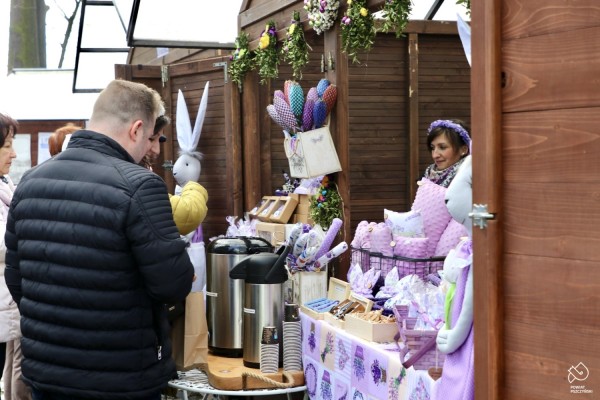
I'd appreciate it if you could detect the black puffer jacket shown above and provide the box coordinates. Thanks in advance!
[4,130,194,399]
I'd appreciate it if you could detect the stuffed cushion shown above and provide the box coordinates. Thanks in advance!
[369,223,394,256]
[392,236,430,259]
[434,219,469,257]
[384,209,425,237]
[411,179,453,257]
[351,220,377,249]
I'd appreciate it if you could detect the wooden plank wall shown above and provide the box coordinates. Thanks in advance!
[167,60,241,240]
[500,0,600,398]
[347,30,471,246]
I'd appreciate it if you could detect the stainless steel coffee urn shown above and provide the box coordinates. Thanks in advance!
[206,237,273,357]
[229,246,290,368]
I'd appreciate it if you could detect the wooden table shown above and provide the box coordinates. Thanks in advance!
[169,354,306,400]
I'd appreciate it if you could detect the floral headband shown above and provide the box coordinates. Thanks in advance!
[428,120,472,150]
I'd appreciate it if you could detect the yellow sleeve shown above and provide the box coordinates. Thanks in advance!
[169,181,209,236]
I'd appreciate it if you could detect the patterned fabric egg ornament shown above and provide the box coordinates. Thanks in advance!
[284,80,294,104]
[322,84,337,115]
[289,83,305,122]
[274,96,299,132]
[274,90,287,104]
[266,104,286,130]
[302,99,315,131]
[306,87,319,103]
[316,78,330,98]
[313,99,328,129]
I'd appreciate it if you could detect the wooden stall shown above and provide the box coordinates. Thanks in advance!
[125,2,471,269]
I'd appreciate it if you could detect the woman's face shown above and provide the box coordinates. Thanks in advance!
[0,135,17,176]
[430,133,464,170]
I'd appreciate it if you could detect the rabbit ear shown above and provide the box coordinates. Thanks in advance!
[176,89,194,151]
[191,81,210,150]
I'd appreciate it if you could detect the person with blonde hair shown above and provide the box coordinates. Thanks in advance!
[5,79,194,400]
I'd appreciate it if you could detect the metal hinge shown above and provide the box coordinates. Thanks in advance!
[160,65,169,87]
[213,62,228,83]
[469,204,495,229]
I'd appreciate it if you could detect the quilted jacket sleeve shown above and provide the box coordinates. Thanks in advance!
[127,175,194,304]
[5,203,22,305]
[169,181,209,236]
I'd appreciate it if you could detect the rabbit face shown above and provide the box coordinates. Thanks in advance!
[173,153,201,187]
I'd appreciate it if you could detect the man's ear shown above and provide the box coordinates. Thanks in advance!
[128,120,144,142]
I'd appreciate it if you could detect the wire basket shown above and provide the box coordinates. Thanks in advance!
[350,246,444,280]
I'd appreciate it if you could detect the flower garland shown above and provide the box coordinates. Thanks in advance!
[254,21,280,84]
[341,0,376,64]
[310,176,343,229]
[379,0,412,38]
[457,0,471,15]
[282,11,311,80]
[228,32,254,91]
[304,0,340,35]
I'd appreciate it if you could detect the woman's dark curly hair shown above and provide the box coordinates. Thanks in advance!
[0,113,18,147]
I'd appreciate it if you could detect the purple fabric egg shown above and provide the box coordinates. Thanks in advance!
[267,104,286,130]
[274,96,299,132]
[302,99,315,132]
[306,87,319,103]
[274,90,287,104]
[313,99,327,129]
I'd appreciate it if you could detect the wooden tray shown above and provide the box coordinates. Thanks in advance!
[206,354,305,390]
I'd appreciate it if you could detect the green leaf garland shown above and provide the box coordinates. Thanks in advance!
[228,33,254,91]
[254,21,280,84]
[282,11,311,80]
[379,0,412,38]
[341,0,376,64]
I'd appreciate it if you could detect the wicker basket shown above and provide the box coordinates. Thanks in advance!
[393,305,445,370]
[350,246,444,280]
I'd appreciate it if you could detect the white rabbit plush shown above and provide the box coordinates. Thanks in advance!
[173,82,210,194]
[169,82,209,237]
[432,155,474,400]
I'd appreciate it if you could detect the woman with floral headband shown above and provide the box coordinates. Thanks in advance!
[423,119,471,188]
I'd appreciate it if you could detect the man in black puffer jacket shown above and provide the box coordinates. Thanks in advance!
[4,79,194,400]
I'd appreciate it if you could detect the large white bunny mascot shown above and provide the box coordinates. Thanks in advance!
[432,155,474,400]
[169,82,210,292]
[169,82,209,236]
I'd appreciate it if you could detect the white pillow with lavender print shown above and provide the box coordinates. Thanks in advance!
[384,208,426,238]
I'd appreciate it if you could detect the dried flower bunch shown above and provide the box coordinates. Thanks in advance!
[304,0,340,35]
[380,0,412,38]
[310,176,343,230]
[228,32,254,90]
[254,21,280,84]
[341,0,376,64]
[283,11,311,80]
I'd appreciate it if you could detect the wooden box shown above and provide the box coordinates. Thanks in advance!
[345,313,399,343]
[269,196,298,224]
[256,197,279,222]
[255,221,287,247]
[286,266,328,306]
[248,198,267,218]
[323,293,373,330]
[300,277,350,320]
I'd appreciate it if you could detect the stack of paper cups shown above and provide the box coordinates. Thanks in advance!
[283,304,302,372]
[260,326,279,374]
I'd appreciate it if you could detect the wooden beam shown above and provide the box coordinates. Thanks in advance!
[472,0,503,398]
[408,33,420,203]
[324,23,351,280]
[242,68,262,212]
